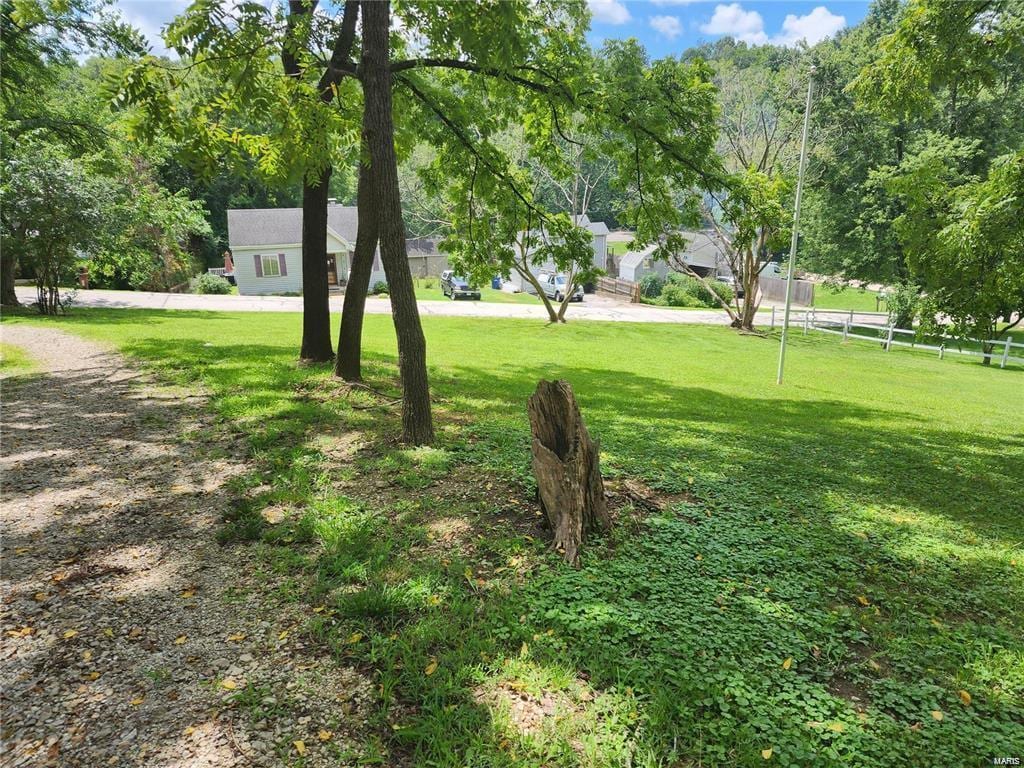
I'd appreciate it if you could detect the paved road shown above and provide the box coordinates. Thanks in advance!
[15,287,735,325]
[15,286,883,327]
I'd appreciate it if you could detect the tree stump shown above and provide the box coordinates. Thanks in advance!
[528,380,610,566]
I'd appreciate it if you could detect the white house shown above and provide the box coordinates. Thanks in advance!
[618,231,730,283]
[505,214,610,292]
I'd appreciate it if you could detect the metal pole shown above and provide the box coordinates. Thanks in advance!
[777,66,815,385]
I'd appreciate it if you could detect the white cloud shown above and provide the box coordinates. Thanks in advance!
[700,3,767,45]
[650,15,683,39]
[588,0,631,25]
[770,6,846,46]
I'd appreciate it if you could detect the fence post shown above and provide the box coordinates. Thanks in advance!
[771,306,776,329]
[885,324,895,351]
[939,344,945,360]
[842,320,849,342]
[1001,336,1013,369]
[803,311,809,335]
[849,308,854,326]
[811,307,816,328]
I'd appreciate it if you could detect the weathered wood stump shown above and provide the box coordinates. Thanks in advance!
[527,380,610,566]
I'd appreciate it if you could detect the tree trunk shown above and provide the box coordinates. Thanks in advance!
[1,248,18,306]
[527,380,610,567]
[335,160,378,381]
[362,0,435,445]
[300,166,335,362]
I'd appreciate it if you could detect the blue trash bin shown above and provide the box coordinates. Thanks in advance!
[491,276,502,290]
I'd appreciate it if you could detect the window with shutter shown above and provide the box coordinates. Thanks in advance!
[259,254,281,277]
[278,253,287,276]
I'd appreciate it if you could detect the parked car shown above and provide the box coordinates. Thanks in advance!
[537,272,584,303]
[440,270,481,300]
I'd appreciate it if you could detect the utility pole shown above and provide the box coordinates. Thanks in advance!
[777,65,815,386]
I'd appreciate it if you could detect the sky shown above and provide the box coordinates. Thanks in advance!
[113,0,871,58]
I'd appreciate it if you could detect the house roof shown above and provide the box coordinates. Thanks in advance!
[227,205,359,248]
[619,231,726,270]
[573,214,610,237]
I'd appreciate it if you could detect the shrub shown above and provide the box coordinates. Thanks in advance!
[639,273,665,299]
[190,272,232,295]
[371,281,389,295]
[658,273,733,308]
[886,282,919,328]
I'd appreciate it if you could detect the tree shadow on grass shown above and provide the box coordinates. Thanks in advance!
[17,329,1019,767]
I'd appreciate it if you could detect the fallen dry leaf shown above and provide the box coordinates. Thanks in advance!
[347,632,363,644]
[958,690,971,706]
[856,595,870,606]
[130,696,144,706]
[782,657,793,670]
[761,748,773,759]
[424,659,438,676]
[227,633,246,642]
[930,710,943,721]
[63,629,78,639]
[180,589,195,599]
[174,635,187,645]
[318,730,333,742]
[220,678,238,691]
[293,740,306,756]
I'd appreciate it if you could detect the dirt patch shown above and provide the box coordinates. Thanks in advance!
[474,682,576,738]
[0,326,373,768]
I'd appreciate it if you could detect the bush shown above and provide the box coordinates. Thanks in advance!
[639,273,665,299]
[657,273,733,308]
[190,272,232,295]
[660,281,705,307]
[371,281,389,295]
[886,282,919,328]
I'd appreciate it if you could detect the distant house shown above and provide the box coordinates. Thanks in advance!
[618,231,730,283]
[226,203,448,296]
[505,214,610,292]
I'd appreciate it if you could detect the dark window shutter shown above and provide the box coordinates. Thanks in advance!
[278,253,287,276]
[254,254,263,277]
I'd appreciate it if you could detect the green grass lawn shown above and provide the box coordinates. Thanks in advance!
[608,240,633,258]
[410,277,539,305]
[0,341,34,374]
[4,309,1021,767]
[811,285,887,313]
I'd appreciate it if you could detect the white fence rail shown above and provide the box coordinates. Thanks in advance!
[767,307,1023,369]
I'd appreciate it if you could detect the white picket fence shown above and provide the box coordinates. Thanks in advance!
[768,307,1023,369]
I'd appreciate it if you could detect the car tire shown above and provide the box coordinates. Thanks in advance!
[450,291,456,300]
[555,292,562,302]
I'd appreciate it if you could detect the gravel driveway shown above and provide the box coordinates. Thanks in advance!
[1,326,370,767]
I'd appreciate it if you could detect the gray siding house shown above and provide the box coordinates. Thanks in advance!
[227,203,448,296]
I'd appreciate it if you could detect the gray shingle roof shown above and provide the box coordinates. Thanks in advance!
[227,205,359,247]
